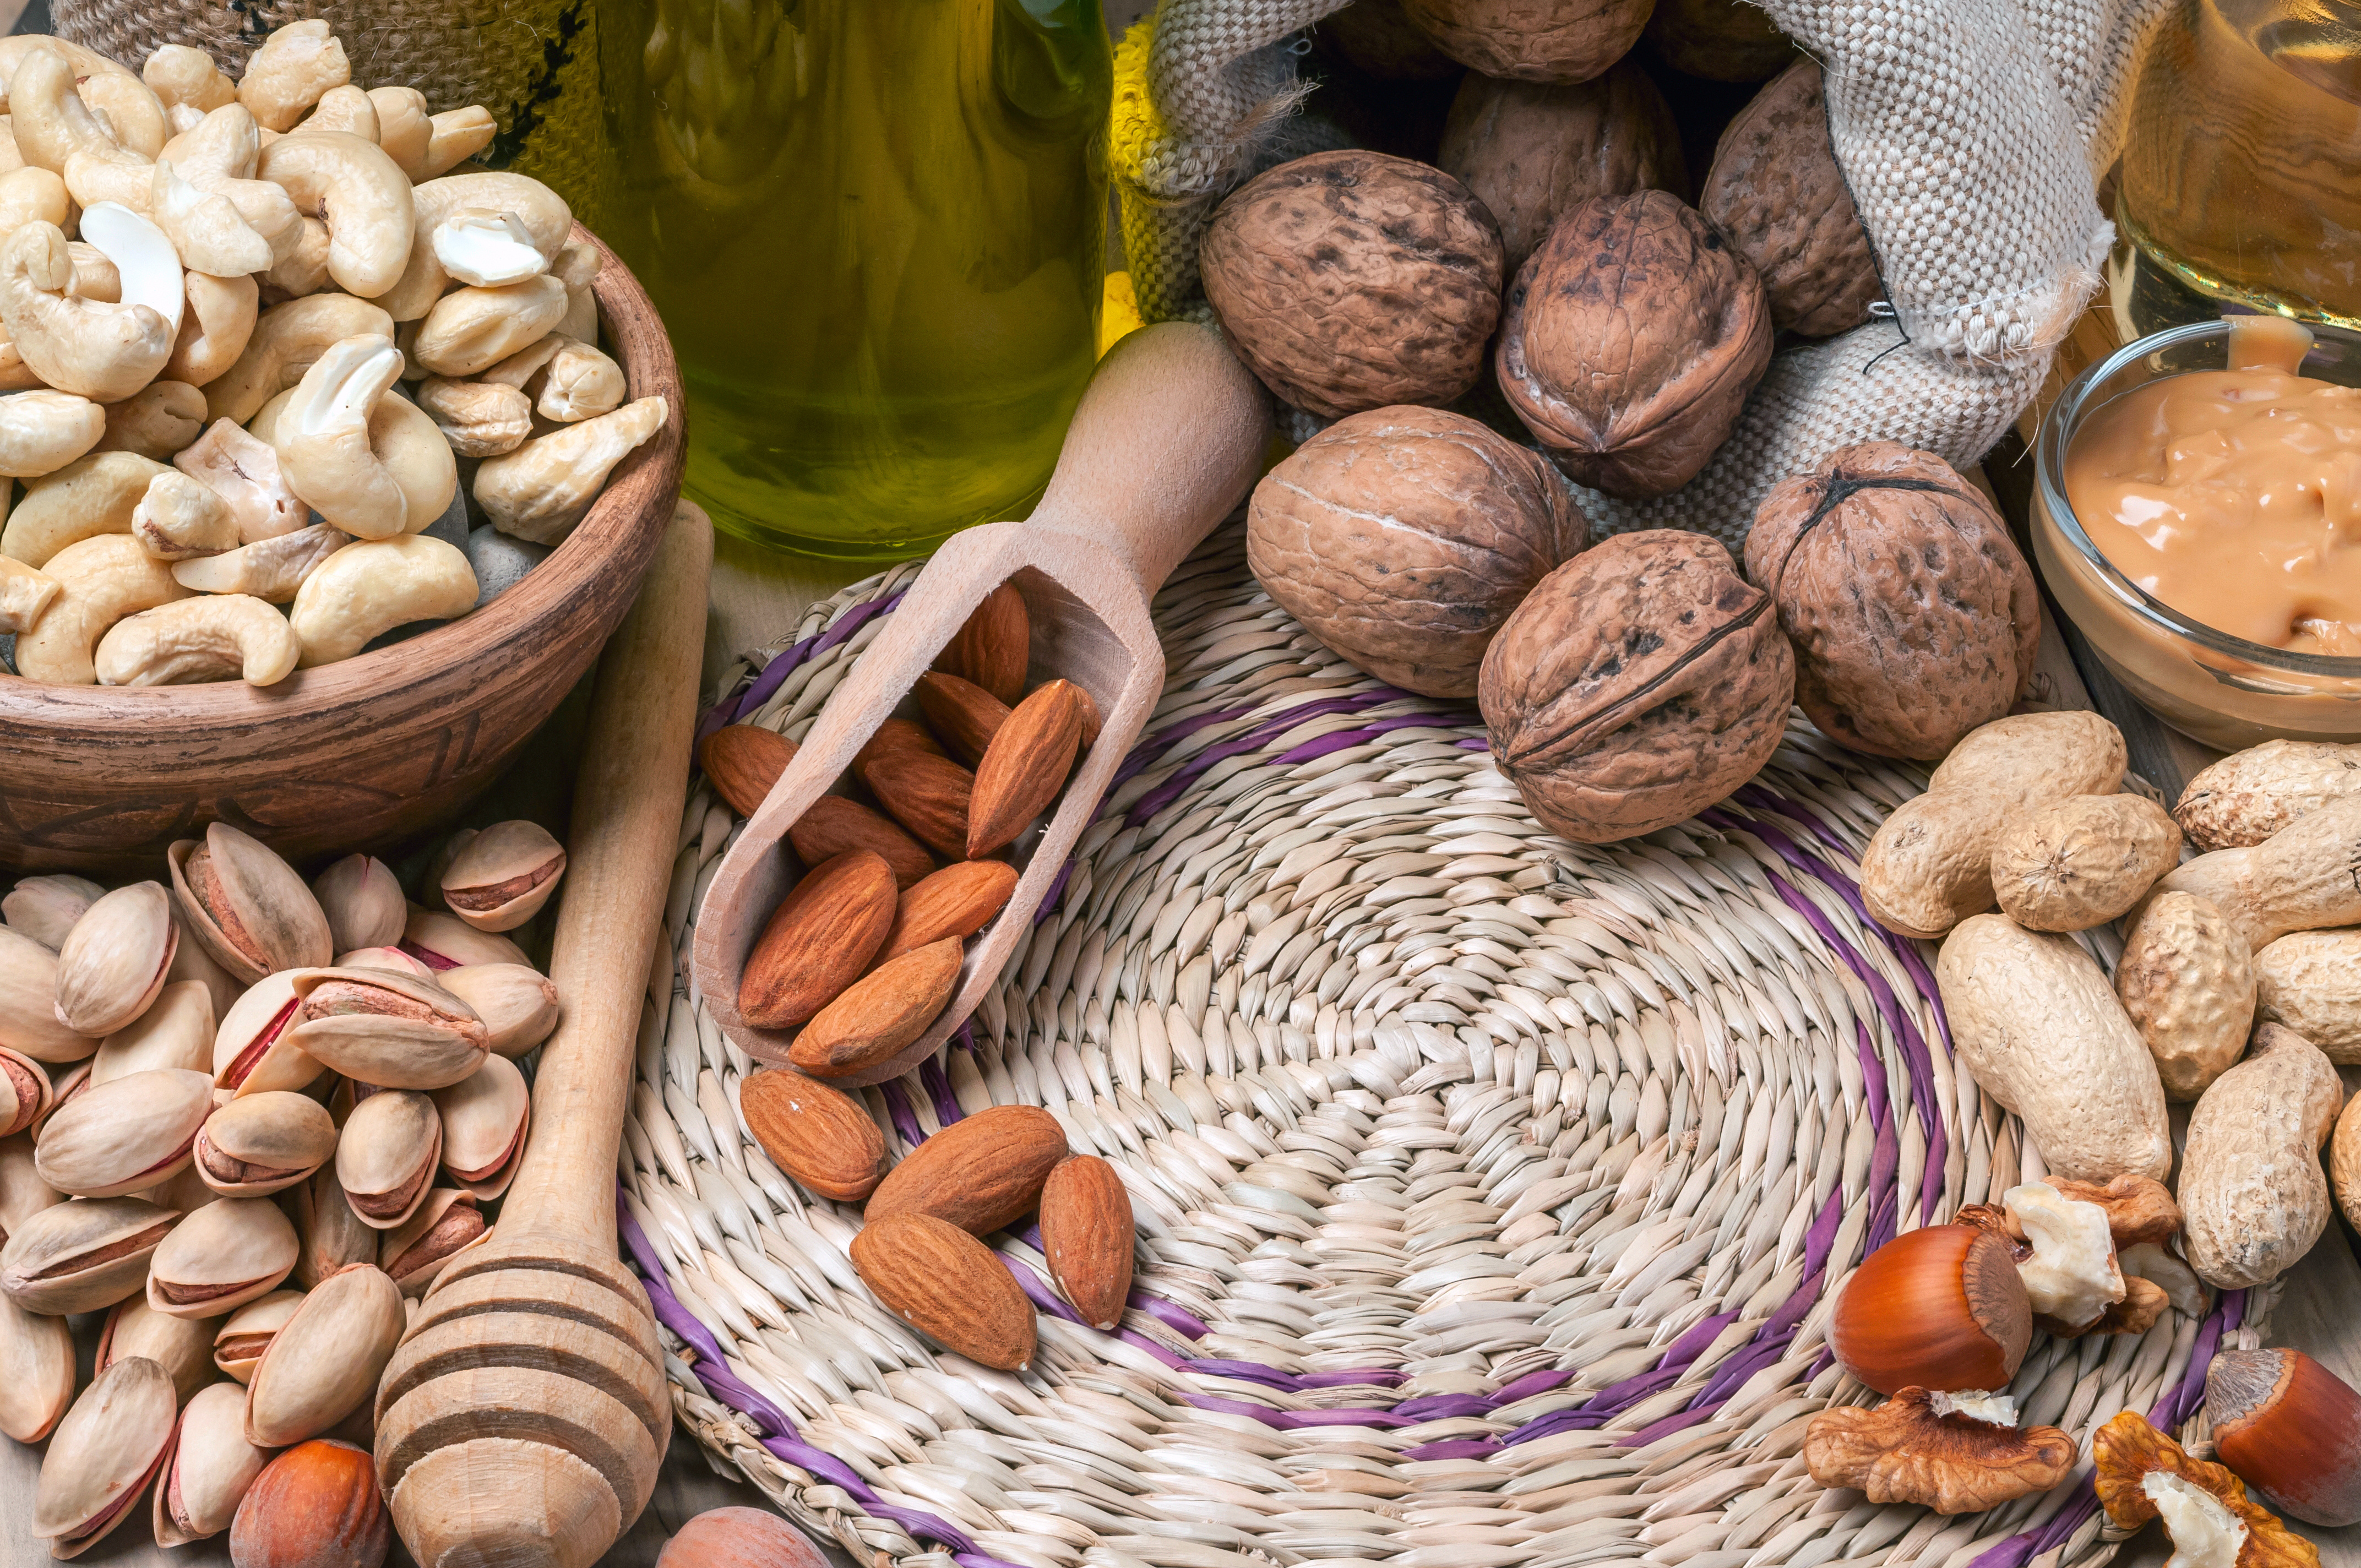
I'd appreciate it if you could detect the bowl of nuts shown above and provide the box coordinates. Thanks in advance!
[0,24,683,876]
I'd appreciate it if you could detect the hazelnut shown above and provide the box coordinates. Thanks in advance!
[228,1439,390,1568]
[2207,1348,2361,1527]
[1826,1224,2031,1396]
[1699,59,1881,336]
[1804,1387,2074,1513]
[656,1506,835,1568]
[1397,0,1652,85]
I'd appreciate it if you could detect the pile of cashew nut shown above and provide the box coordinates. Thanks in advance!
[0,23,667,689]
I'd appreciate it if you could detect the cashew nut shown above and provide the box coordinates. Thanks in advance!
[62,239,118,301]
[77,75,166,162]
[132,467,238,559]
[289,532,474,665]
[0,389,102,477]
[533,337,625,422]
[237,22,350,135]
[378,173,572,322]
[0,450,168,565]
[301,84,377,144]
[0,221,172,401]
[481,334,561,390]
[171,520,342,601]
[0,38,137,99]
[151,156,270,275]
[0,166,66,240]
[412,274,567,378]
[477,395,667,545]
[95,592,298,685]
[0,552,56,631]
[165,270,257,386]
[552,241,600,342]
[8,51,152,214]
[434,212,544,288]
[367,88,431,182]
[13,531,188,682]
[274,335,446,538]
[96,379,204,460]
[260,215,329,300]
[421,107,496,180]
[0,122,22,179]
[160,105,301,265]
[143,46,237,120]
[416,377,531,456]
[205,293,393,423]
[255,131,414,298]
[78,200,182,335]
[175,417,306,542]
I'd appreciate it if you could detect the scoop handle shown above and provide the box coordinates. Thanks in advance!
[501,500,712,1244]
[1027,322,1271,594]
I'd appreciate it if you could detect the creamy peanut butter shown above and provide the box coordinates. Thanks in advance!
[2065,316,2361,656]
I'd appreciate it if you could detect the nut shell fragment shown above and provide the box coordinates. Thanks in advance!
[1805,1389,2073,1513]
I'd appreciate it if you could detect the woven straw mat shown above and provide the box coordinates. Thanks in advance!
[624,521,2263,1568]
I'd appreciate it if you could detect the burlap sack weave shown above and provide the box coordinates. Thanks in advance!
[1116,0,2175,548]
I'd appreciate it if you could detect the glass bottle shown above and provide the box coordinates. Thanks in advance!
[586,0,1112,559]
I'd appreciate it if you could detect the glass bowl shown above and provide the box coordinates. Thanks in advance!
[2033,317,2361,750]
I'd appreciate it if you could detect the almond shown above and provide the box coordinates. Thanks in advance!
[739,1069,885,1201]
[913,672,1009,766]
[738,851,895,1029]
[787,797,935,891]
[966,680,1083,858]
[864,1104,1067,1234]
[1072,683,1102,750]
[882,861,1019,963]
[1040,1155,1134,1330]
[932,581,1028,706]
[699,725,797,818]
[853,719,944,782]
[850,1212,1035,1370]
[864,751,974,861]
[788,938,962,1077]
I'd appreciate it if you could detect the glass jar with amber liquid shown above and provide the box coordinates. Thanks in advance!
[585,0,1112,559]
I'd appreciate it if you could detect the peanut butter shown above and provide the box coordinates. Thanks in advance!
[2065,316,2361,656]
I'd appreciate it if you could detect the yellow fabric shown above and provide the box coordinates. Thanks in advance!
[1098,270,1146,358]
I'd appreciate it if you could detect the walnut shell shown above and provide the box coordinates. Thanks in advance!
[1249,406,1590,697]
[1743,442,2039,760]
[1437,60,1686,271]
[1479,530,1794,842]
[1496,190,1772,499]
[1202,150,1505,420]
[1400,0,1653,84]
[1644,0,1796,81]
[1316,0,1463,81]
[1700,59,1880,337]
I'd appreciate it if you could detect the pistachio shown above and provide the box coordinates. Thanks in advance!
[165,904,242,1022]
[98,1292,219,1401]
[0,926,101,1064]
[439,818,567,933]
[38,1060,91,1135]
[0,1288,72,1442]
[380,1187,485,1295]
[34,1355,177,1558]
[213,971,324,1096]
[312,853,406,952]
[155,1381,272,1546]
[336,944,436,979]
[287,966,489,1090]
[92,978,215,1082]
[0,1131,60,1249]
[194,1090,337,1196]
[1,1044,52,1137]
[0,1195,178,1313]
[136,1160,220,1218]
[34,1066,214,1197]
[335,1087,440,1229]
[243,1261,405,1446]
[3,873,102,949]
[52,881,179,1038]
[169,822,333,984]
[432,1053,528,1197]
[424,829,477,899]
[401,906,527,971]
[438,961,559,1057]
[213,1288,302,1382]
[288,1167,374,1287]
[146,1194,298,1318]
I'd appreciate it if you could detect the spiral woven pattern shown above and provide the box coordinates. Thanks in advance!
[624,524,2264,1568]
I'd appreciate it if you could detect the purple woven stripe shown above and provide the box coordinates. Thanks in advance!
[698,589,909,741]
[1271,713,1470,767]
[1113,690,1405,792]
[1401,1439,1502,1461]
[879,1081,924,1151]
[1033,857,1078,924]
[918,1056,963,1129]
[1121,690,1452,827]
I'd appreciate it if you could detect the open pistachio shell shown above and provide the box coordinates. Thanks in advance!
[0,1131,59,1249]
[194,1091,337,1197]
[93,981,216,1084]
[244,1261,405,1446]
[290,1167,376,1287]
[439,962,560,1058]
[214,1288,303,1382]
[335,1088,440,1230]
[432,1054,529,1199]
[312,854,407,953]
[380,1189,486,1297]
[34,1067,214,1198]
[3,874,104,950]
[145,1195,298,1320]
[440,819,567,933]
[155,1380,270,1547]
[1,1045,53,1138]
[0,1196,178,1314]
[401,907,527,971]
[0,925,101,1064]
[336,945,436,979]
[99,1293,219,1402]
[35,1356,177,1556]
[135,1161,219,1218]
[53,882,178,1038]
[0,1288,73,1442]
[213,971,324,1097]
[168,823,333,986]
[287,967,489,1090]
[165,905,242,1023]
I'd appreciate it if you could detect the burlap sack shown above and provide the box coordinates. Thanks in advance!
[1114,0,2175,548]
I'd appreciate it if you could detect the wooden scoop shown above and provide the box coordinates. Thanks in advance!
[693,322,1270,1086]
[376,502,712,1568]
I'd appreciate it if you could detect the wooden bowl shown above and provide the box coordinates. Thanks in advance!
[0,225,686,877]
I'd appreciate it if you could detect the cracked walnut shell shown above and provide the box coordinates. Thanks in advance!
[1806,1389,2074,1513]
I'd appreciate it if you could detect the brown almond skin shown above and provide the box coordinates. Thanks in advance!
[738,852,896,1029]
[1040,1155,1135,1330]
[932,582,1029,705]
[850,1211,1036,1370]
[913,672,1010,765]
[882,861,1020,963]
[740,1069,886,1201]
[787,797,935,892]
[865,1104,1068,1235]
[864,752,975,861]
[853,719,945,780]
[787,939,962,1078]
[700,726,798,818]
[967,680,1083,858]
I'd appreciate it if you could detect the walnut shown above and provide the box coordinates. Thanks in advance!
[1201,150,1505,420]
[1805,1389,2076,1514]
[1643,0,1797,82]
[1315,0,1462,81]
[1397,0,1653,84]
[1495,190,1771,499]
[1700,59,1881,336]
[1248,406,1588,698]
[2095,1412,2321,1568]
[2046,1173,2184,1248]
[1436,60,1685,271]
[1743,442,2039,761]
[1478,530,1794,844]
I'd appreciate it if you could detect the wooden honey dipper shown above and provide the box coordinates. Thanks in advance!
[374,502,713,1568]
